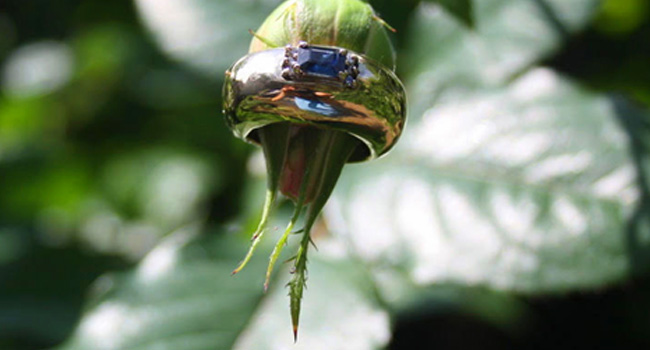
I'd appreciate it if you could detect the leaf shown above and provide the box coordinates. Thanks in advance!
[321,0,620,298]
[0,230,128,348]
[58,227,266,350]
[58,226,390,349]
[424,0,474,26]
[330,67,650,295]
[404,0,599,118]
[134,0,282,78]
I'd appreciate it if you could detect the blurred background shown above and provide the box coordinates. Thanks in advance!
[1,0,650,349]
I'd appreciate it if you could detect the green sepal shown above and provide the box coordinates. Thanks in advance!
[259,123,291,192]
[303,130,359,235]
[249,0,396,69]
[232,124,290,275]
[288,129,360,341]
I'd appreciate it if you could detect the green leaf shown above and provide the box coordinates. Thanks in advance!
[331,68,650,295]
[58,227,267,350]
[58,227,390,349]
[323,0,624,298]
[424,0,474,26]
[404,0,599,116]
[134,0,282,78]
[0,232,127,348]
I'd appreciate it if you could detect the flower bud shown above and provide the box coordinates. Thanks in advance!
[249,0,396,69]
[223,0,406,340]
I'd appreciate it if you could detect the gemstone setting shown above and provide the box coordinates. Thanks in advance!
[297,47,347,78]
[282,42,360,88]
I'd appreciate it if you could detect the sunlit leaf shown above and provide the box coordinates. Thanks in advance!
[321,0,620,298]
[59,227,267,350]
[405,0,599,118]
[134,0,282,78]
[330,68,650,295]
[58,227,390,350]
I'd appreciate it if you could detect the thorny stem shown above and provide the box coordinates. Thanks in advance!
[289,216,312,342]
[288,130,359,342]
[264,166,310,291]
[231,0,402,342]
[231,124,360,342]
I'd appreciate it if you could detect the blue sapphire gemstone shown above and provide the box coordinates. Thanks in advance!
[297,46,347,78]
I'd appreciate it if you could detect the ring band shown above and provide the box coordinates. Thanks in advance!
[223,43,407,162]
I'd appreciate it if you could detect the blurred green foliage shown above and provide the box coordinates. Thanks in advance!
[1,0,650,349]
[0,1,249,348]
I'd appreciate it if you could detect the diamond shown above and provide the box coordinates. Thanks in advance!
[296,46,347,78]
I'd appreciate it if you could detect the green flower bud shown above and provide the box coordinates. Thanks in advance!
[223,0,405,341]
[249,0,396,69]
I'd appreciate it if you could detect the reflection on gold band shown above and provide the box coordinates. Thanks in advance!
[223,47,406,162]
